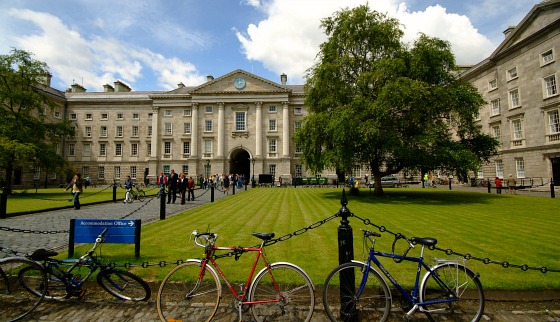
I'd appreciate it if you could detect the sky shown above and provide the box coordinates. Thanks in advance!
[0,0,543,92]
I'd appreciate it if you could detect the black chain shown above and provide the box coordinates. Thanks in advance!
[351,213,560,274]
[16,185,113,202]
[0,226,69,234]
[119,195,155,219]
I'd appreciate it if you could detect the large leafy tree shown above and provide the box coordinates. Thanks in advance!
[0,49,74,193]
[294,5,498,195]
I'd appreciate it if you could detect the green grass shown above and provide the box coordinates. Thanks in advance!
[67,188,560,291]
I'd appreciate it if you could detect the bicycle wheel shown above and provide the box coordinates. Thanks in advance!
[420,263,484,322]
[0,257,47,322]
[249,262,315,322]
[126,191,132,203]
[157,260,221,322]
[323,262,391,322]
[137,191,145,202]
[97,269,151,301]
[18,265,68,300]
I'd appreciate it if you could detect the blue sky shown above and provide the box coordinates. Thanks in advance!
[0,0,541,92]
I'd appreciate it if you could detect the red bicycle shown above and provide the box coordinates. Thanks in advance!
[156,230,315,322]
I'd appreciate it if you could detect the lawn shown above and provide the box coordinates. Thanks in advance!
[71,187,560,291]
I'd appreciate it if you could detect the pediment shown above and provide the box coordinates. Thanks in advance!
[190,69,290,94]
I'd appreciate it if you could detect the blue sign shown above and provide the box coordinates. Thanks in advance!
[73,219,139,244]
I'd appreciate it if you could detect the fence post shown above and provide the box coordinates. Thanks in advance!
[551,179,556,199]
[211,181,215,202]
[112,183,117,202]
[0,187,7,219]
[160,187,166,220]
[337,189,357,321]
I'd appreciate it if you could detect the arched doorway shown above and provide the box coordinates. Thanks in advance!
[229,149,251,182]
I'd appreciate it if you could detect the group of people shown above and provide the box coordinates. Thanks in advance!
[494,174,517,194]
[158,170,196,205]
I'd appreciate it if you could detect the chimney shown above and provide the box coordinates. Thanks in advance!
[177,82,185,88]
[114,80,132,92]
[281,73,287,85]
[103,84,115,92]
[70,83,86,93]
[503,26,515,37]
[207,75,214,82]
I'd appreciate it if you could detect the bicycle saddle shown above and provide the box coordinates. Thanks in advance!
[410,237,437,247]
[30,248,59,261]
[252,232,275,240]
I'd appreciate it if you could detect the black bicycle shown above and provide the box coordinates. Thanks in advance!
[19,228,151,301]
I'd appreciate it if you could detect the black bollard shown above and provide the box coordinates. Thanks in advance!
[211,183,215,202]
[112,184,117,202]
[487,179,491,193]
[551,179,556,199]
[160,187,166,220]
[337,189,357,321]
[0,187,7,219]
[232,183,236,195]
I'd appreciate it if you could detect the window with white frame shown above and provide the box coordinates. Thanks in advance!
[163,165,170,175]
[235,112,246,131]
[541,49,554,66]
[182,165,189,175]
[183,141,190,155]
[515,157,525,178]
[148,126,152,137]
[147,143,151,156]
[491,124,501,140]
[204,139,213,156]
[116,126,123,137]
[131,143,138,156]
[269,105,277,113]
[184,122,191,134]
[495,160,504,178]
[53,143,60,154]
[130,166,137,179]
[82,166,89,177]
[205,106,213,113]
[132,113,139,120]
[114,166,121,179]
[101,113,108,120]
[68,143,75,156]
[491,98,500,116]
[294,120,301,131]
[164,142,171,154]
[82,143,91,156]
[295,164,303,177]
[50,173,57,180]
[70,113,77,120]
[353,165,362,177]
[269,119,277,131]
[509,88,521,108]
[85,126,92,137]
[294,107,302,114]
[544,75,558,98]
[511,118,524,140]
[477,170,484,179]
[165,123,173,135]
[117,113,124,120]
[132,126,139,137]
[269,164,276,177]
[115,143,122,156]
[488,79,497,91]
[85,113,93,120]
[548,109,559,134]
[205,120,213,132]
[184,109,191,116]
[98,166,105,179]
[33,166,41,180]
[100,126,107,137]
[268,139,277,153]
[165,109,172,117]
[507,66,518,81]
[99,143,106,156]
[54,111,61,119]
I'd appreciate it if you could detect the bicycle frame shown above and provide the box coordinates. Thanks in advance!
[43,256,101,293]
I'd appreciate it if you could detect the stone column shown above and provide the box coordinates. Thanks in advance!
[150,106,160,158]
[191,103,199,158]
[255,101,263,158]
[218,102,225,158]
[282,101,290,158]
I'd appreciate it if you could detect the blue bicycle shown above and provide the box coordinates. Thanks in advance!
[322,229,484,321]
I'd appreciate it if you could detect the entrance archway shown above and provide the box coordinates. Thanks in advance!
[229,149,251,182]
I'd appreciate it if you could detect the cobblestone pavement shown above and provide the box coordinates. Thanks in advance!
[2,184,560,321]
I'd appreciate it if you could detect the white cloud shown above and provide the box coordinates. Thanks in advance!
[237,0,496,83]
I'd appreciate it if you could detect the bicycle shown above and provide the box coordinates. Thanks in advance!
[124,185,146,203]
[322,229,484,322]
[0,256,48,321]
[156,230,315,322]
[19,228,151,302]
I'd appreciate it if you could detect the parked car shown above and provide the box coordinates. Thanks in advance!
[368,176,401,188]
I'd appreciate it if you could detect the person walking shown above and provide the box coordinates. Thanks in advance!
[123,175,134,203]
[179,173,187,205]
[506,174,517,194]
[494,177,503,194]
[423,173,429,188]
[223,174,230,195]
[167,169,179,204]
[65,173,83,210]
[187,176,195,201]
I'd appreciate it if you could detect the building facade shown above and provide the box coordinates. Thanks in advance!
[461,0,560,186]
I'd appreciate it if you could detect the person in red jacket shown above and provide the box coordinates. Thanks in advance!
[494,177,502,194]
[157,172,168,187]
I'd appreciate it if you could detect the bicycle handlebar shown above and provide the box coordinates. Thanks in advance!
[192,230,218,248]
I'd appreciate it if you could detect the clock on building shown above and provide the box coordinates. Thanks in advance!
[233,77,246,89]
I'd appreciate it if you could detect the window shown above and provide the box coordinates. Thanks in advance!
[507,67,518,81]
[491,125,501,139]
[182,165,189,175]
[147,143,152,156]
[548,110,560,134]
[101,113,108,120]
[184,122,191,134]
[114,166,121,179]
[33,166,41,180]
[98,166,105,179]
[68,143,75,156]
[295,121,302,131]
[488,79,497,91]
[163,165,170,175]
[269,164,276,177]
[204,139,213,157]
[269,105,277,113]
[82,143,91,156]
[148,113,153,120]
[205,106,213,113]
[116,126,123,137]
[85,113,93,120]
[184,109,191,116]
[53,143,60,154]
[490,98,500,116]
[100,126,108,137]
[541,49,554,66]
[131,143,138,156]
[295,164,303,177]
[99,143,106,156]
[164,142,171,154]
[70,113,77,120]
[132,113,139,119]
[85,126,92,137]
[165,109,172,117]
[509,89,521,108]
[269,119,277,131]
[495,160,504,178]
[54,111,61,119]
[132,126,139,137]
[477,170,484,179]
[234,112,246,131]
[148,126,152,136]
[183,141,191,155]
[294,107,302,114]
[511,119,524,140]
[515,157,525,178]
[82,166,89,177]
[115,143,122,156]
[205,120,213,132]
[117,113,124,120]
[50,173,57,180]
[353,165,362,177]
[165,123,173,135]
[544,75,558,98]
[130,166,137,179]
[268,139,277,153]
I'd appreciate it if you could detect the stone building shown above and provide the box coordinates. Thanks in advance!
[461,0,560,186]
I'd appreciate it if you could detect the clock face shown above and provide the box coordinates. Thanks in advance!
[233,77,246,89]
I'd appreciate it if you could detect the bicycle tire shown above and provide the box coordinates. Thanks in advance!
[126,191,133,203]
[323,261,391,322]
[249,262,315,322]
[18,265,68,300]
[1,257,47,322]
[97,269,151,301]
[420,263,484,322]
[156,260,221,322]
[137,191,145,202]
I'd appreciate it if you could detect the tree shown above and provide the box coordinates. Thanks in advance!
[0,49,74,193]
[294,5,498,195]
